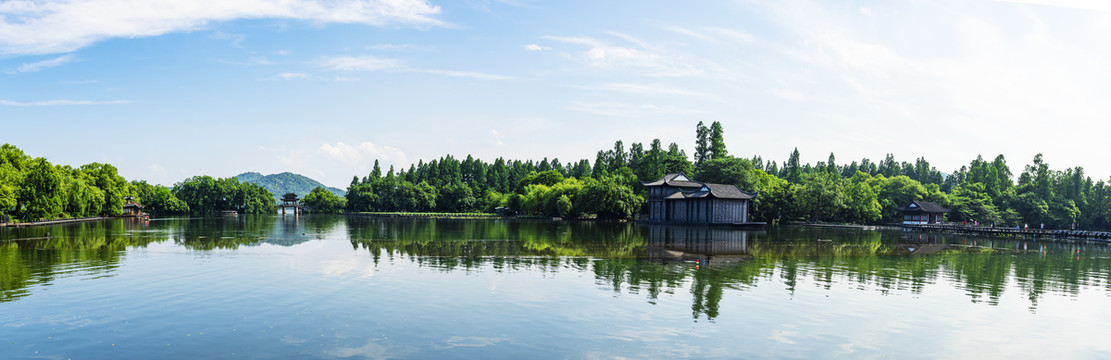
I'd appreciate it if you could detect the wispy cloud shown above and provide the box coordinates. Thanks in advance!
[418,69,514,80]
[769,89,805,101]
[523,44,549,51]
[593,83,722,101]
[0,0,445,55]
[567,101,707,117]
[318,55,402,71]
[367,43,433,51]
[319,141,408,165]
[275,72,313,80]
[318,55,513,80]
[15,54,76,73]
[0,99,130,106]
[663,26,755,45]
[992,0,1111,13]
[543,34,707,77]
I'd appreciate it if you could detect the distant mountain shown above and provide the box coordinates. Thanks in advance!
[235,172,346,201]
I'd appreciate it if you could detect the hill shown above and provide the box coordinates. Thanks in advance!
[235,172,346,201]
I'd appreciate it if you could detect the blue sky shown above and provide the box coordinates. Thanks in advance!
[2,0,1109,188]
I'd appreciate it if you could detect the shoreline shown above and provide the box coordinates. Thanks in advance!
[0,216,144,228]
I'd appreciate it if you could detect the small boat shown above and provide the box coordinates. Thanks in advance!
[221,210,238,217]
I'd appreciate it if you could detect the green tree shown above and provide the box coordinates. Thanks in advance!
[302,186,347,213]
[694,157,757,191]
[694,121,710,166]
[79,163,130,216]
[19,158,65,220]
[709,121,727,160]
[578,177,643,220]
[798,172,843,222]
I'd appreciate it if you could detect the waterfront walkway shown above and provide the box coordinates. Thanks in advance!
[904,223,1111,242]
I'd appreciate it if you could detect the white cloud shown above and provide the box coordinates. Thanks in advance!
[567,101,707,117]
[318,141,408,165]
[524,44,549,51]
[993,0,1111,13]
[543,34,711,77]
[318,55,514,80]
[0,0,444,55]
[748,0,1111,176]
[276,72,312,80]
[367,43,432,51]
[595,83,721,101]
[770,88,805,101]
[0,99,130,106]
[318,55,402,71]
[663,26,755,45]
[418,69,514,80]
[15,54,76,73]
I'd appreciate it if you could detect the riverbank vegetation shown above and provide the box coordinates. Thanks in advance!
[5,119,1110,229]
[338,120,1111,230]
[1,144,132,221]
[0,144,276,221]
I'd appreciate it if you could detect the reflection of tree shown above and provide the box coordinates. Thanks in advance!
[169,216,275,250]
[347,221,1111,318]
[0,219,163,303]
[346,218,648,261]
[10,217,1111,318]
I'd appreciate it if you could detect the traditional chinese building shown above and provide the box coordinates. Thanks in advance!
[281,192,301,215]
[641,173,757,225]
[121,196,143,217]
[895,201,949,225]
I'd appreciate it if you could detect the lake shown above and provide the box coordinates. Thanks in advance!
[3,215,1111,359]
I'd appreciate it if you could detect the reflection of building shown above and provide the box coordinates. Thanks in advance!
[645,225,754,262]
[896,201,949,225]
[642,173,757,225]
[122,197,143,217]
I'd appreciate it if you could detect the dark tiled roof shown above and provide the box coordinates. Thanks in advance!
[642,173,704,188]
[706,183,757,200]
[896,201,949,213]
[647,174,756,200]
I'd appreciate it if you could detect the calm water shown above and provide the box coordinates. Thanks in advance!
[3,216,1111,359]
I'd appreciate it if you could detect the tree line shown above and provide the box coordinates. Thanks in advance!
[0,144,276,221]
[6,120,1110,230]
[308,120,1111,230]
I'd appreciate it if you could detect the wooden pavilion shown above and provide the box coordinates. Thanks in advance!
[281,193,301,215]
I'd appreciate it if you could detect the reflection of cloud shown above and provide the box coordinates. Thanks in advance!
[282,335,307,345]
[770,326,798,344]
[328,339,411,359]
[602,326,692,342]
[321,258,376,279]
[442,336,503,348]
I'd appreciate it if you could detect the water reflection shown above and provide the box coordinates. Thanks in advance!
[0,219,156,302]
[4,217,1111,319]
